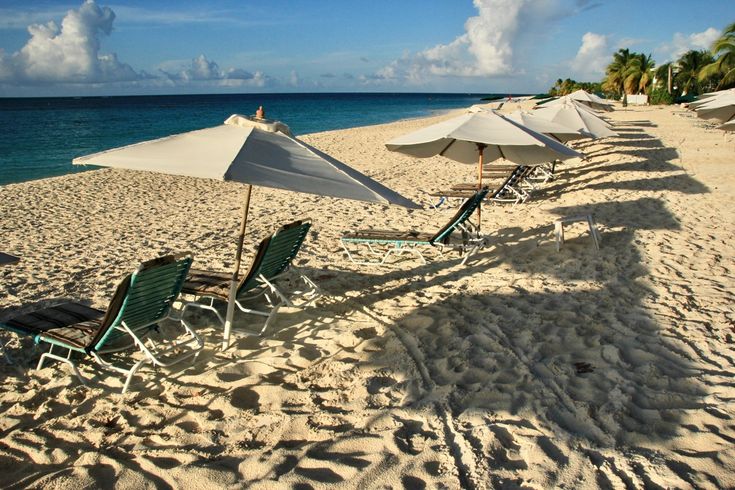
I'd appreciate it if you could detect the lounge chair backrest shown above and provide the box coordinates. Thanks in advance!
[492,165,528,199]
[89,253,193,352]
[238,220,311,295]
[430,188,489,244]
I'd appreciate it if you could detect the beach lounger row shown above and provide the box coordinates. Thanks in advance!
[1,190,496,392]
[0,221,321,393]
[429,163,557,208]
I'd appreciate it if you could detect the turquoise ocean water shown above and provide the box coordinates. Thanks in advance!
[0,92,488,186]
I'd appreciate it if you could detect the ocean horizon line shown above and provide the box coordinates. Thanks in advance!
[0,90,532,101]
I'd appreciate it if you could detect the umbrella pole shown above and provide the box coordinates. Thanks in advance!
[476,144,486,231]
[223,184,253,351]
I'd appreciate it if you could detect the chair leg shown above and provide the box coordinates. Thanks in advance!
[587,215,601,251]
[554,221,563,252]
[258,304,281,336]
[460,244,480,265]
[37,346,87,386]
[121,358,148,394]
[1,340,13,365]
[341,240,363,264]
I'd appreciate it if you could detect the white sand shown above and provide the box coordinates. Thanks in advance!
[1,103,734,488]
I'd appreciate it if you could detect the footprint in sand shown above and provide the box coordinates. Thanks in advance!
[230,387,260,411]
[367,375,397,394]
[394,419,437,455]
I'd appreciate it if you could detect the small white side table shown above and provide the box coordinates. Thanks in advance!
[554,215,601,252]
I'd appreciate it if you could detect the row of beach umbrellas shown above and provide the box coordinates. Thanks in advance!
[75,90,617,349]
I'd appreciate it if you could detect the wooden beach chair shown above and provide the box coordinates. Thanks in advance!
[341,188,489,266]
[181,220,321,336]
[0,253,203,393]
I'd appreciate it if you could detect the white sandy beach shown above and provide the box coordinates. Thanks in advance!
[1,103,734,488]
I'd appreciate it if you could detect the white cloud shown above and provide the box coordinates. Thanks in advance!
[0,1,273,92]
[372,0,593,85]
[569,32,609,78]
[655,27,721,62]
[0,0,143,84]
[288,70,300,87]
[173,54,223,81]
[162,54,269,87]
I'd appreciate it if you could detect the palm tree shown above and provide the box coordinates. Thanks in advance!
[561,78,575,95]
[550,78,564,96]
[677,50,716,95]
[624,53,655,94]
[603,48,632,96]
[699,21,735,89]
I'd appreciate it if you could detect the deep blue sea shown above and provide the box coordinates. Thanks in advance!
[0,92,488,186]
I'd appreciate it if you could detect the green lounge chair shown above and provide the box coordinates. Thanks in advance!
[181,220,321,336]
[341,188,489,266]
[0,253,202,393]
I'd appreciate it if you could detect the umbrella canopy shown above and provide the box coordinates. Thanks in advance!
[695,92,735,122]
[386,111,581,228]
[543,96,611,116]
[546,91,615,112]
[533,103,618,139]
[688,88,735,109]
[75,114,417,208]
[717,119,735,131]
[504,110,586,143]
[75,114,419,349]
[385,111,581,166]
[567,89,615,111]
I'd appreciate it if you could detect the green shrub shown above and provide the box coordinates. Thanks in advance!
[649,87,675,105]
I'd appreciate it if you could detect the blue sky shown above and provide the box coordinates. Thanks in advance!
[0,0,732,96]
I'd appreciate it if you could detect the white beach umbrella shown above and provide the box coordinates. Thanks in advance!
[75,114,419,349]
[533,103,618,139]
[717,119,735,131]
[543,96,610,117]
[504,110,586,143]
[689,88,735,109]
[564,90,614,111]
[385,111,582,225]
[695,92,735,122]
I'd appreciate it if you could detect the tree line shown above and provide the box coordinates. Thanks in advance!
[548,21,734,104]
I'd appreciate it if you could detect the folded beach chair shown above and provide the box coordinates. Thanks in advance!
[181,220,321,336]
[341,188,489,266]
[430,166,532,208]
[0,253,202,393]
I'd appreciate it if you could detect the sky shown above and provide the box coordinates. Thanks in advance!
[0,0,731,97]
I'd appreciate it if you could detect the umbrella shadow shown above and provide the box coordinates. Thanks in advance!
[612,120,658,127]
[587,174,709,195]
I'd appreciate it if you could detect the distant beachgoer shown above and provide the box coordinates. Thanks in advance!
[255,105,265,119]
